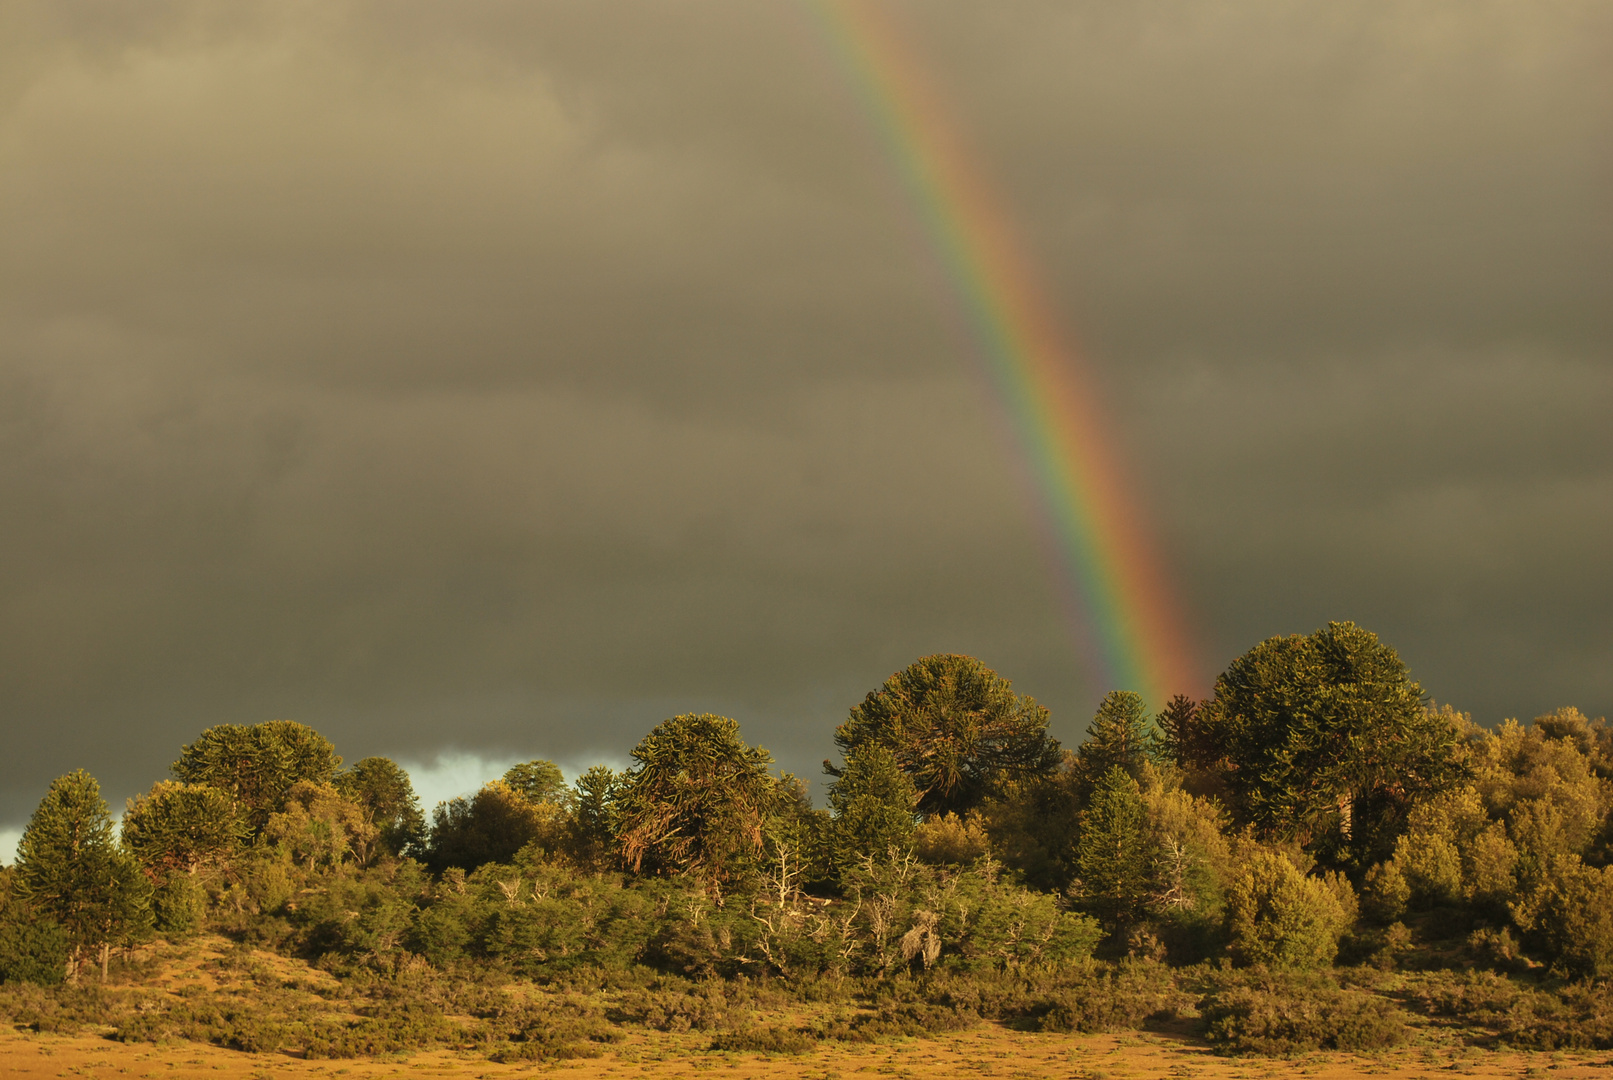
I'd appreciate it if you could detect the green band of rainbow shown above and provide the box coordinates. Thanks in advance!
[811,0,1198,706]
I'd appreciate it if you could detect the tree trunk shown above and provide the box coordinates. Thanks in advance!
[100,941,111,983]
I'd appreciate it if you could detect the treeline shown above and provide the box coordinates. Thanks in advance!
[1,621,1611,1054]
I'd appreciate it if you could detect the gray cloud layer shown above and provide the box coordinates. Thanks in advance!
[2,1,1609,823]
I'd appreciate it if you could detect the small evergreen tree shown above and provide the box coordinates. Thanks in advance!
[1152,694,1203,768]
[826,746,918,881]
[1075,766,1150,930]
[13,770,152,982]
[1074,691,1154,797]
[0,869,69,985]
[565,764,624,871]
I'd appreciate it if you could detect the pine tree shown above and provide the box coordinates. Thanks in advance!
[1074,766,1150,929]
[826,745,919,880]
[1074,691,1153,796]
[14,770,152,982]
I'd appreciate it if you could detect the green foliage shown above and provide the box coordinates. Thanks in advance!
[1034,961,1184,1033]
[616,714,777,887]
[564,764,625,871]
[1074,691,1154,795]
[335,757,426,858]
[1201,969,1408,1054]
[1198,622,1465,870]
[830,654,1060,818]
[264,781,377,870]
[151,874,207,935]
[0,873,69,985]
[1151,694,1204,769]
[425,780,561,874]
[1360,860,1410,923]
[13,770,153,978]
[1225,849,1353,970]
[709,1024,817,1053]
[826,746,918,881]
[1140,782,1234,958]
[122,780,246,878]
[171,721,340,832]
[1414,970,1613,1050]
[1074,766,1149,929]
[502,760,568,805]
[1535,861,1613,979]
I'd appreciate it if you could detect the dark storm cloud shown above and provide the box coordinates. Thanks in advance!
[2,1,1608,827]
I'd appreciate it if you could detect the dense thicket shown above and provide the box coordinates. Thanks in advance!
[2,635,1611,1059]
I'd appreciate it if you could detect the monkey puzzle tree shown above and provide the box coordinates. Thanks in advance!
[13,770,151,982]
[826,745,919,881]
[172,720,341,833]
[122,781,247,878]
[1073,690,1156,797]
[1074,766,1150,930]
[615,713,777,887]
[565,764,626,871]
[1198,621,1465,870]
[829,654,1061,817]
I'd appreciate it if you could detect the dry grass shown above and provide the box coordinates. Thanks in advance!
[4,1022,1613,1080]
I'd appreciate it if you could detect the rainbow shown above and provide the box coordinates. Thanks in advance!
[809,0,1198,707]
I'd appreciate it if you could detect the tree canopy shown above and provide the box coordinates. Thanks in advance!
[1196,621,1465,869]
[615,713,777,886]
[829,654,1061,817]
[334,757,426,858]
[171,721,341,832]
[121,780,246,877]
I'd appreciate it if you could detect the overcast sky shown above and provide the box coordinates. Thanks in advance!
[2,1,1609,832]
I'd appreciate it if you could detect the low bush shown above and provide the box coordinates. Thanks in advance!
[710,1024,818,1053]
[470,996,615,1062]
[1201,969,1408,1055]
[1503,982,1613,1050]
[1419,974,1613,1051]
[1036,963,1185,1033]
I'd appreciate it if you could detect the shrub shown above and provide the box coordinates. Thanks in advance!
[1416,972,1613,1050]
[0,889,68,985]
[1226,851,1352,969]
[472,996,613,1062]
[1201,970,1408,1055]
[1536,862,1613,978]
[710,1024,817,1053]
[1036,962,1186,1033]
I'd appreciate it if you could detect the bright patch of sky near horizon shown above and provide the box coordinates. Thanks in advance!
[1,1,1608,826]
